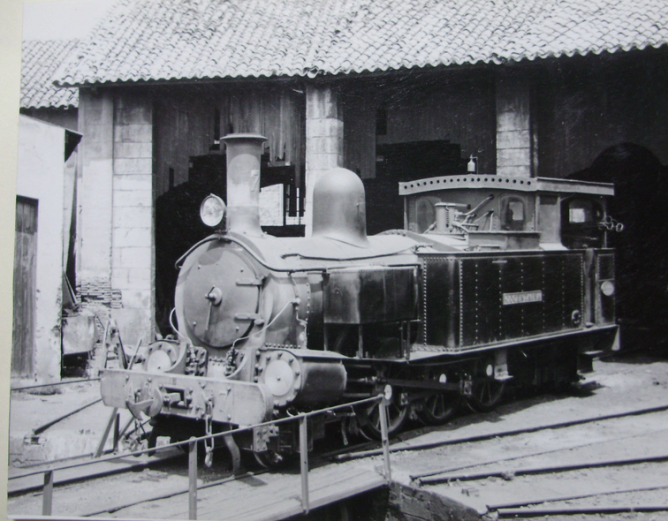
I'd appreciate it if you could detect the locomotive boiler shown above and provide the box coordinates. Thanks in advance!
[100,134,619,465]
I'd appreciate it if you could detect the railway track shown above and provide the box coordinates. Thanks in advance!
[428,437,668,520]
[8,388,633,494]
[9,355,668,520]
[8,448,183,496]
[332,401,668,462]
[7,446,271,517]
[381,355,668,520]
[358,404,668,519]
[9,402,668,519]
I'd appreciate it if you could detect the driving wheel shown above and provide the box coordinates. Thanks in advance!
[356,394,408,440]
[467,373,505,412]
[418,392,460,425]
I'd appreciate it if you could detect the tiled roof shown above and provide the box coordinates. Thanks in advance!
[55,0,668,86]
[21,40,79,109]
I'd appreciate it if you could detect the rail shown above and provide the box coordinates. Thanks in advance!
[11,377,101,392]
[12,392,392,519]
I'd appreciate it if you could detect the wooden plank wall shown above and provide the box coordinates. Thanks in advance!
[342,70,496,179]
[12,197,37,377]
[537,52,668,178]
[154,84,305,198]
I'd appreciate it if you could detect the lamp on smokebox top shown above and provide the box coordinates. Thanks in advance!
[200,194,226,229]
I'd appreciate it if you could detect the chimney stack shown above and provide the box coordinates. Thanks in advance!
[222,133,266,236]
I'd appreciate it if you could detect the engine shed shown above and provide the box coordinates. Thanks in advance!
[41,0,668,359]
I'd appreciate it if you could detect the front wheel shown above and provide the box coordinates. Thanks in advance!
[253,450,294,469]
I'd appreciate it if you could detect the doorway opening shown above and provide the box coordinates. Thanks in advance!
[568,143,668,348]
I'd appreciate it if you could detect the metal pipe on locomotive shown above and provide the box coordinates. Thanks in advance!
[100,134,619,464]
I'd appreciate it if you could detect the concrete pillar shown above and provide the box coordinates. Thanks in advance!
[304,85,344,236]
[111,94,154,347]
[77,89,154,349]
[77,89,114,319]
[496,74,533,177]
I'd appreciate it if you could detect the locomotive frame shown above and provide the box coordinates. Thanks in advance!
[100,133,618,466]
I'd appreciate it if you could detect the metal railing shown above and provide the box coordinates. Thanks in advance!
[11,393,392,519]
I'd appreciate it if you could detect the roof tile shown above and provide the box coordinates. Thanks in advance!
[54,0,668,86]
[21,39,79,109]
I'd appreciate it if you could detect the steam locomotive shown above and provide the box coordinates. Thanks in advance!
[100,134,619,465]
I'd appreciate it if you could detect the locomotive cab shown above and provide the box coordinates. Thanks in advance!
[400,174,615,252]
[399,174,618,392]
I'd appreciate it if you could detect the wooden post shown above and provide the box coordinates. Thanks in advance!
[112,412,120,452]
[189,437,197,520]
[299,416,309,513]
[95,407,118,458]
[379,397,392,482]
[42,470,54,516]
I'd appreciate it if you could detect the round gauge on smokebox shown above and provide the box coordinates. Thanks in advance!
[182,245,260,348]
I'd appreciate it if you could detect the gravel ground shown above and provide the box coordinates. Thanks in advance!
[7,352,668,520]
[385,352,668,520]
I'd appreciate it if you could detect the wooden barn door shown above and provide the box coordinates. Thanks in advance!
[12,196,37,377]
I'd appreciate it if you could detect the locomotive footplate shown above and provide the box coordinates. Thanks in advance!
[100,369,274,426]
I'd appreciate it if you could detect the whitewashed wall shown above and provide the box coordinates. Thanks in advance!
[15,115,67,383]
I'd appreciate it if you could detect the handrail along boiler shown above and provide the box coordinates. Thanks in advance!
[100,134,619,464]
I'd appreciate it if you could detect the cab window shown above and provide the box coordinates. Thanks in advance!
[561,197,605,249]
[501,197,526,231]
